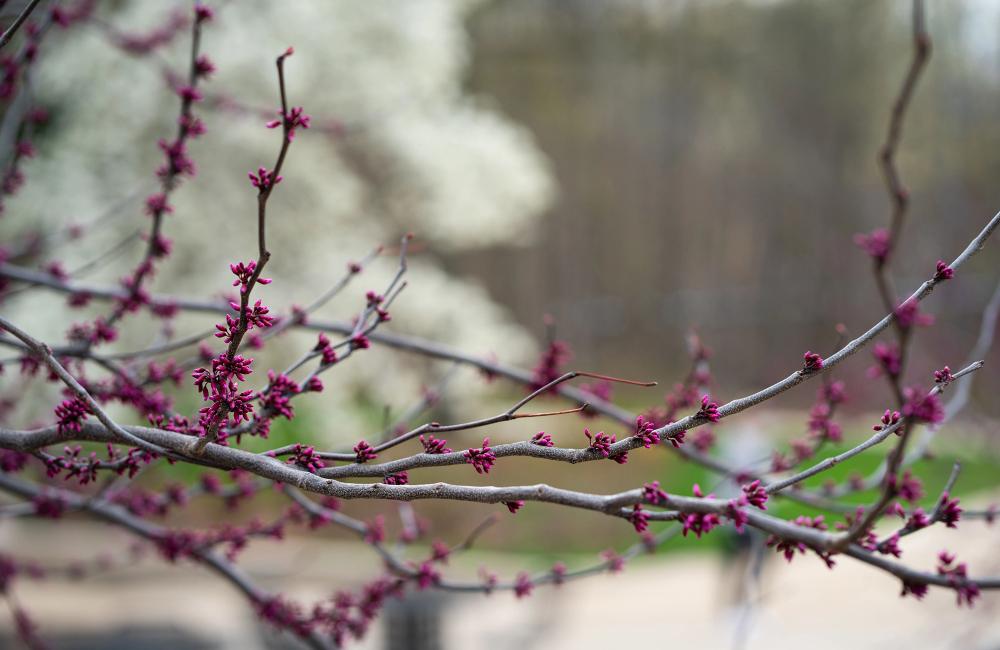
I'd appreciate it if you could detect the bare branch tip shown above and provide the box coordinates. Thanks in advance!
[513,404,587,419]
[575,370,657,387]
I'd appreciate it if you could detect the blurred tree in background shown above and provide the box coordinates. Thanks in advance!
[4,0,555,438]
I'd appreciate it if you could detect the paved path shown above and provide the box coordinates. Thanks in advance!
[1,497,998,649]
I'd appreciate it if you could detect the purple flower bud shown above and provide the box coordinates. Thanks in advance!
[938,493,962,528]
[742,480,768,510]
[176,85,202,103]
[354,440,377,464]
[633,415,659,448]
[419,434,452,455]
[414,562,440,590]
[464,438,496,474]
[878,533,902,558]
[934,260,954,281]
[724,499,749,534]
[873,409,901,432]
[286,444,324,473]
[895,298,934,329]
[933,365,954,384]
[680,484,720,538]
[145,193,172,216]
[194,4,214,22]
[430,541,450,564]
[902,387,944,425]
[900,579,928,600]
[584,429,615,458]
[894,471,924,503]
[480,568,498,594]
[642,481,668,506]
[384,472,409,486]
[906,507,930,530]
[194,54,215,78]
[696,394,720,422]
[54,398,91,435]
[513,573,534,598]
[802,351,824,373]
[248,167,282,191]
[627,504,649,532]
[529,339,571,393]
[870,342,902,378]
[691,428,713,452]
[601,549,625,573]
[364,516,385,544]
[551,562,567,585]
[530,431,553,447]
[854,228,891,263]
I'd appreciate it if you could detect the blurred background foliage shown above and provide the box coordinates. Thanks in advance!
[457,0,1000,414]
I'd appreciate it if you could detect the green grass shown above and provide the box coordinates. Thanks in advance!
[654,443,999,555]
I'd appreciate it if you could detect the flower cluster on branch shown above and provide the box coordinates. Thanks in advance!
[0,3,998,649]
